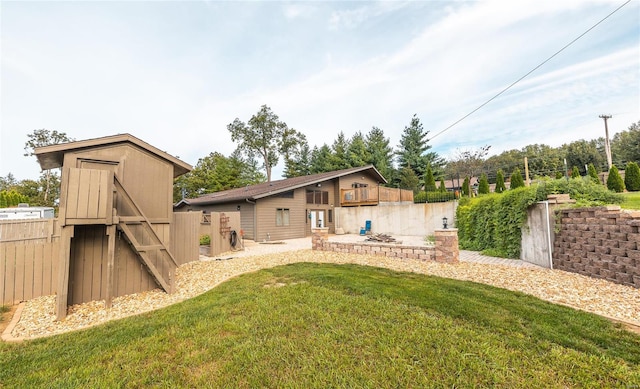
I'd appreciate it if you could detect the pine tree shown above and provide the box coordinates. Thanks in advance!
[396,114,431,178]
[478,173,489,194]
[424,164,437,192]
[510,168,525,189]
[606,165,625,193]
[495,169,506,193]
[462,177,470,196]
[571,166,580,178]
[587,163,600,184]
[399,167,420,194]
[624,161,640,191]
[365,127,394,182]
[439,179,446,193]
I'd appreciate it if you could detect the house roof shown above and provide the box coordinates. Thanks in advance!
[34,133,192,178]
[176,165,387,207]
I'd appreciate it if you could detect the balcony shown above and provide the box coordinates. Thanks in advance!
[340,186,414,207]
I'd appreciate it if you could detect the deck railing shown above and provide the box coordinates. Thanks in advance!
[340,186,414,206]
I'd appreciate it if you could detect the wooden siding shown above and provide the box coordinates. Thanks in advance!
[170,212,201,265]
[62,168,113,225]
[255,188,308,241]
[182,202,256,240]
[0,240,60,305]
[0,219,58,244]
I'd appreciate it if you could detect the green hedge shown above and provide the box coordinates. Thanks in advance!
[414,191,457,203]
[456,178,623,258]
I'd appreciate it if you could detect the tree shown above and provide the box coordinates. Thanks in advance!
[329,132,351,170]
[587,163,600,184]
[346,132,370,168]
[462,177,470,197]
[624,161,640,191]
[309,144,334,174]
[396,114,436,178]
[564,139,605,176]
[611,121,640,165]
[283,136,311,178]
[494,169,506,193]
[571,166,580,179]
[478,173,489,194]
[173,151,265,201]
[510,168,525,189]
[446,146,491,186]
[606,165,625,193]
[398,167,420,194]
[24,129,74,204]
[227,105,304,182]
[439,179,446,193]
[0,173,18,192]
[365,127,394,182]
[424,164,437,192]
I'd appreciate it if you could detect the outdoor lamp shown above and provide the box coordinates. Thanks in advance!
[442,217,448,229]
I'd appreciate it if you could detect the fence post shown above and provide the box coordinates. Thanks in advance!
[434,228,459,263]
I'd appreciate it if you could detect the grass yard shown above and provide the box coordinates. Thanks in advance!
[1,263,639,387]
[621,191,640,209]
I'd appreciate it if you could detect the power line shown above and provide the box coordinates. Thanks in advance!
[429,0,631,142]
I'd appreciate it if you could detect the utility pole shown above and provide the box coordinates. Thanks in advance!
[599,114,612,170]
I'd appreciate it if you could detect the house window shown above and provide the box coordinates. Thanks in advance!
[276,208,290,226]
[328,210,333,223]
[277,190,294,198]
[306,190,329,205]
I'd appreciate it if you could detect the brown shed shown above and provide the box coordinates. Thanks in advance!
[35,133,192,319]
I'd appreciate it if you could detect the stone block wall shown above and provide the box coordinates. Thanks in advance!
[553,206,640,288]
[311,227,459,263]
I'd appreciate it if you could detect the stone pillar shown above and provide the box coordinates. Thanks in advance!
[435,228,459,264]
[312,227,329,251]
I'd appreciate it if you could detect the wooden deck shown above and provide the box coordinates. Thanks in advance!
[340,186,413,207]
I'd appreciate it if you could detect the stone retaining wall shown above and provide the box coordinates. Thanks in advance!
[312,228,459,264]
[553,206,640,288]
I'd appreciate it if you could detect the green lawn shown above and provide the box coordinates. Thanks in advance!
[1,263,639,387]
[621,191,640,209]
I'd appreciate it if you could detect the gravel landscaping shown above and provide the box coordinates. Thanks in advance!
[4,237,640,340]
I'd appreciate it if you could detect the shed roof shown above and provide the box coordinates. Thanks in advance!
[34,133,192,177]
[176,165,386,207]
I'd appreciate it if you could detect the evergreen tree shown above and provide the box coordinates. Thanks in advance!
[346,131,370,168]
[495,169,506,193]
[510,168,525,189]
[478,173,489,194]
[462,177,470,196]
[329,132,350,170]
[283,142,311,178]
[439,179,446,193]
[396,114,431,178]
[399,167,420,194]
[571,166,581,178]
[606,165,625,193]
[365,127,394,182]
[309,144,334,174]
[624,161,640,191]
[587,163,600,184]
[424,164,437,192]
[555,171,564,179]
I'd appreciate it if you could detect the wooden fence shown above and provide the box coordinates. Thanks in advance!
[0,219,61,305]
[1,214,201,306]
[340,186,414,206]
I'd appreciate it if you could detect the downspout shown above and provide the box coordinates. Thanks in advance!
[246,198,257,241]
[545,201,554,269]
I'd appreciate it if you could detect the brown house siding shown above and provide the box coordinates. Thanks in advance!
[255,188,307,241]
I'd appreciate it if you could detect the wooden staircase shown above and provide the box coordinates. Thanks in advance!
[113,175,177,293]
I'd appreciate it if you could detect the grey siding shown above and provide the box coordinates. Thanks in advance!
[255,188,306,241]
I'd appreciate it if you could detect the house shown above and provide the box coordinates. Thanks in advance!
[175,165,393,241]
[35,133,192,319]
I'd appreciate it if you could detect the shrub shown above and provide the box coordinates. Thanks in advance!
[462,177,470,196]
[494,170,506,193]
[571,166,580,178]
[624,162,640,191]
[587,163,600,184]
[606,165,625,193]
[536,177,623,206]
[199,234,211,245]
[439,179,446,193]
[414,191,456,203]
[424,164,437,192]
[510,168,524,189]
[478,173,489,194]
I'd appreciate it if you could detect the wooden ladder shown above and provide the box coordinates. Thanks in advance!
[113,175,177,293]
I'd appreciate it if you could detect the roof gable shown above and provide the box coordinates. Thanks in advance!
[178,165,386,207]
[34,133,192,177]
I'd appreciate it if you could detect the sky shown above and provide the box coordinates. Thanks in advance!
[1,0,638,182]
